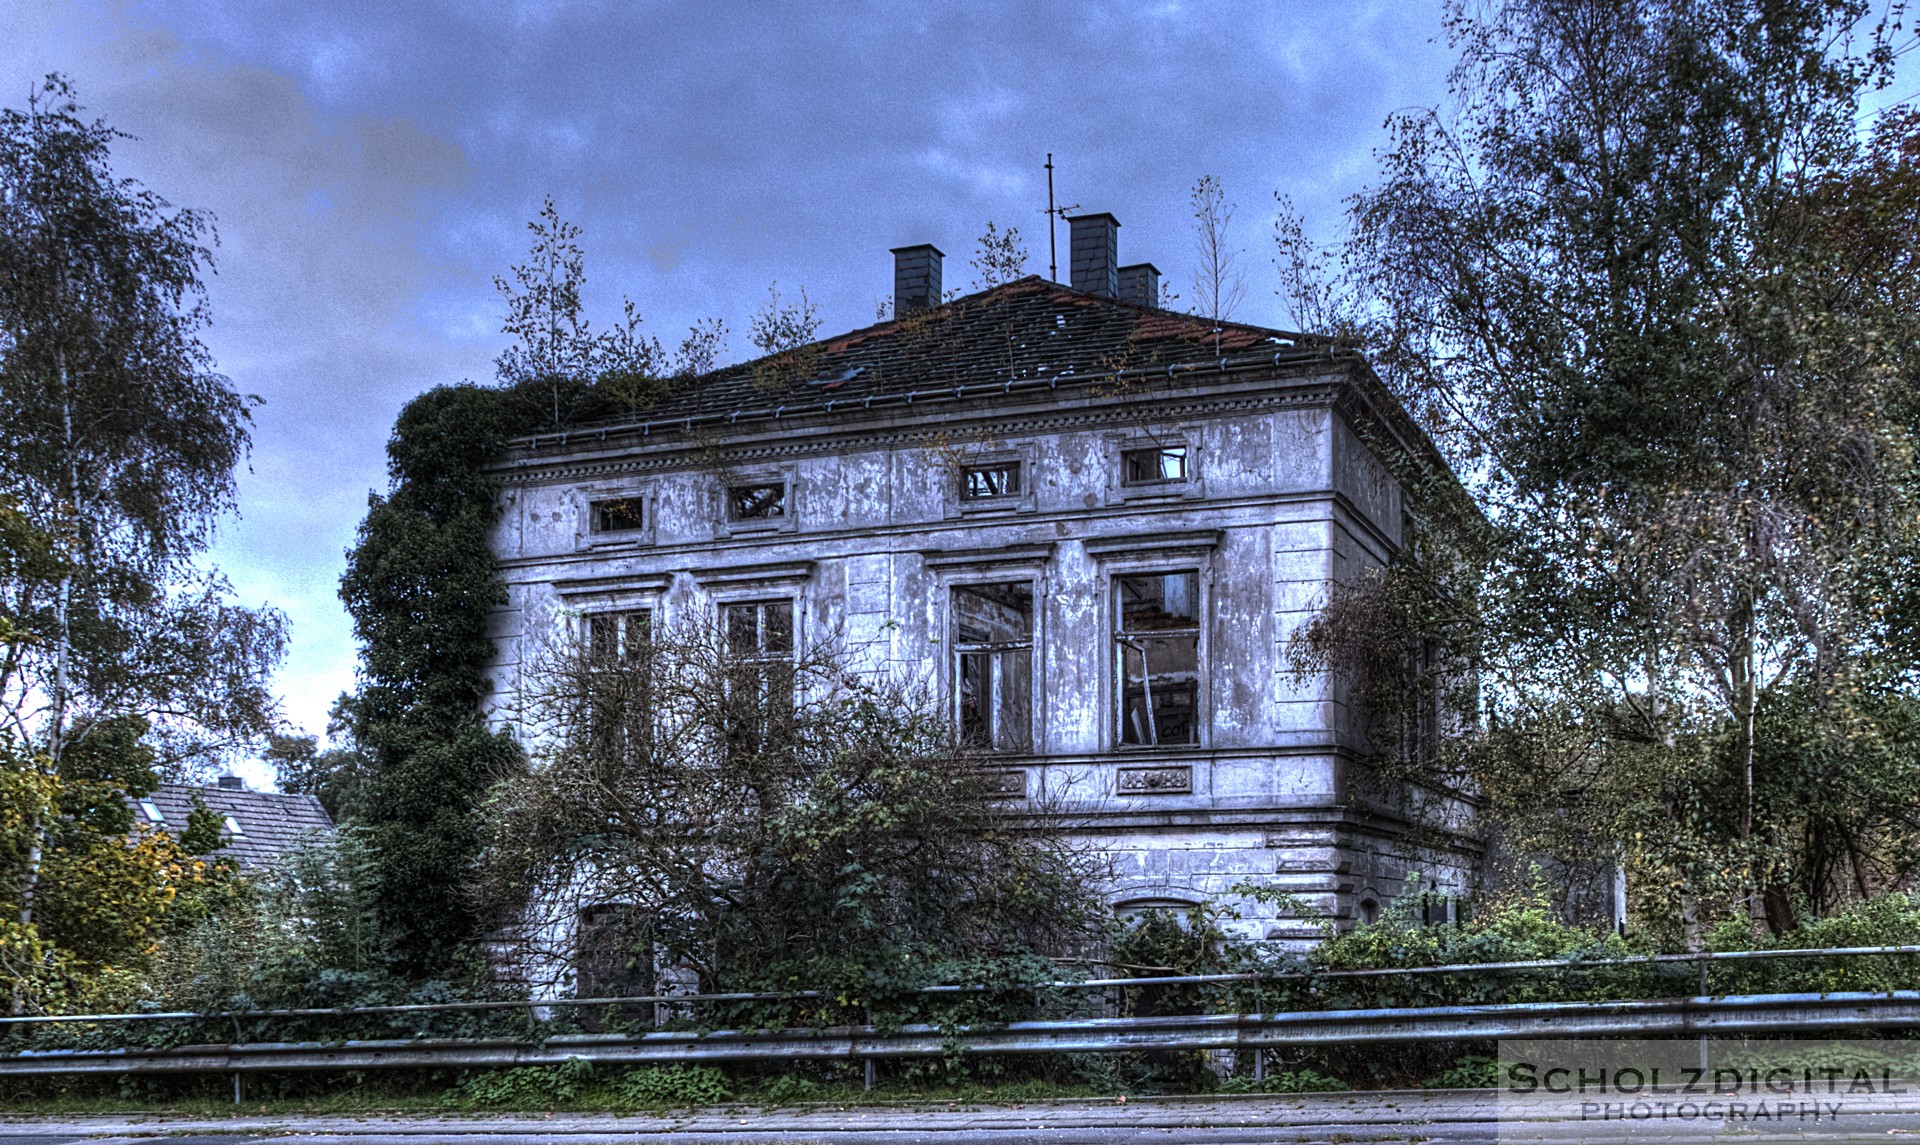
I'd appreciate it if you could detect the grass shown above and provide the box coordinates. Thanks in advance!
[0,1075,1116,1118]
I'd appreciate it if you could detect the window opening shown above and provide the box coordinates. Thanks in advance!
[1121,445,1189,486]
[590,496,645,534]
[728,483,786,521]
[575,903,655,1029]
[1114,571,1200,746]
[960,461,1022,501]
[586,610,654,752]
[952,582,1033,753]
[721,600,795,747]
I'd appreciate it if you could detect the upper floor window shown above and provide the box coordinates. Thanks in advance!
[1114,571,1200,747]
[590,496,646,534]
[728,483,786,522]
[960,461,1022,501]
[1121,445,1189,487]
[952,582,1033,753]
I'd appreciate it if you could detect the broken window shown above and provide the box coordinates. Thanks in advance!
[590,496,645,534]
[952,582,1033,752]
[960,460,1022,501]
[721,600,795,748]
[575,903,655,1029]
[586,610,653,753]
[1121,445,1189,486]
[1113,571,1200,747]
[728,483,786,521]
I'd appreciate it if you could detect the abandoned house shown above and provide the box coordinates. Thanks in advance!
[480,212,1479,958]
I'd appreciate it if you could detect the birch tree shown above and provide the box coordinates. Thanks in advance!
[0,77,283,943]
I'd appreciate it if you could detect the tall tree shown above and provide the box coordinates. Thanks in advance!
[1288,1,1920,937]
[1187,175,1245,325]
[970,221,1030,290]
[0,77,285,941]
[494,197,667,426]
[342,199,675,975]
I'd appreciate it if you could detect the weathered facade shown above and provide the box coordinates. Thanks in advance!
[481,214,1477,944]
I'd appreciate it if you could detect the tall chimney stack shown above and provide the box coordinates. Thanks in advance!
[1067,214,1119,297]
[891,244,943,314]
[1118,263,1161,308]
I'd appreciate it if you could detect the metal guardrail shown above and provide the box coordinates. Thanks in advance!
[8,991,1920,1076]
[10,942,1918,1026]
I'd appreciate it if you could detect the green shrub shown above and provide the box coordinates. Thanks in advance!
[1423,1055,1499,1089]
[762,1073,826,1104]
[612,1064,731,1107]
[1217,1069,1346,1094]
[455,1058,594,1107]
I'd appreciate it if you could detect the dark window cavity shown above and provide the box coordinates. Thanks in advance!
[591,496,645,533]
[1121,445,1189,486]
[722,600,796,747]
[1114,571,1200,747]
[960,461,1022,501]
[588,610,652,662]
[953,582,1033,753]
[586,610,654,753]
[728,483,786,521]
[575,903,655,1027]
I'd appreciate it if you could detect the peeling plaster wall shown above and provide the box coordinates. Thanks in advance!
[482,374,1479,943]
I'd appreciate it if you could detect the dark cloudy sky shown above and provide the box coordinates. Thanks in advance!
[4,1,1454,779]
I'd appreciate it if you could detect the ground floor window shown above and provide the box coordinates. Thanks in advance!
[952,582,1034,752]
[1113,571,1200,747]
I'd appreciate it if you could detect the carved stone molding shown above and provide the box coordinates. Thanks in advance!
[1116,765,1192,795]
[984,769,1026,797]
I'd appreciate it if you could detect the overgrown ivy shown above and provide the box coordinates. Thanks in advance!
[338,383,530,977]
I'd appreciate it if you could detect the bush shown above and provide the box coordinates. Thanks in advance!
[1423,1055,1499,1089]
[1217,1069,1347,1094]
[761,1073,826,1104]
[612,1064,731,1107]
[455,1058,594,1108]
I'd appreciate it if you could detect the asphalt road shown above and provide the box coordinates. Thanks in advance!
[7,1090,1920,1144]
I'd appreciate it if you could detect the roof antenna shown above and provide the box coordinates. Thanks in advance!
[1044,153,1078,283]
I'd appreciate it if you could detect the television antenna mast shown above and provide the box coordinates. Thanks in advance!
[1044,153,1078,283]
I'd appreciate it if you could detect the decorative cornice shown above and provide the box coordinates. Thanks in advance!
[921,543,1057,570]
[491,382,1346,488]
[552,571,675,595]
[690,560,816,588]
[1082,529,1223,559]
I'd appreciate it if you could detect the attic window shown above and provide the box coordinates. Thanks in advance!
[223,815,246,838]
[728,483,786,521]
[1121,445,1189,486]
[960,461,1022,501]
[139,800,163,824]
[591,497,645,534]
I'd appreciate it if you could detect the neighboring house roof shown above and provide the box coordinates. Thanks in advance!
[134,780,333,871]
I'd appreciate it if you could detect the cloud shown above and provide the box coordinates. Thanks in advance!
[5,0,1456,768]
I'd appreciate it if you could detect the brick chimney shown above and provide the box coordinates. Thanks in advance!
[1068,213,1120,298]
[1118,263,1161,308]
[890,244,943,314]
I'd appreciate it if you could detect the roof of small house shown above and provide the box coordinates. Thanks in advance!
[134,781,333,871]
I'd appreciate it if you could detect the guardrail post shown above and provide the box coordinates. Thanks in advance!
[863,1004,875,1092]
[1697,952,1710,1074]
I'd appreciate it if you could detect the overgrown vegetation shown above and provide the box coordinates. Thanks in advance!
[476,619,1103,1027]
[1279,0,1920,941]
